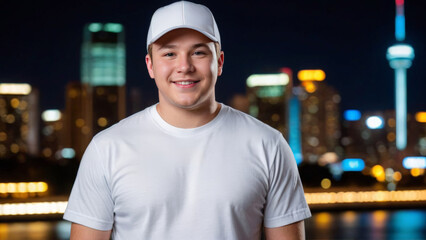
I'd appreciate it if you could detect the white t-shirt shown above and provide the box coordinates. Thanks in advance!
[64,104,311,239]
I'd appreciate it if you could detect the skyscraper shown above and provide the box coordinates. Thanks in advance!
[81,23,126,136]
[246,73,291,137]
[0,83,39,161]
[297,70,341,164]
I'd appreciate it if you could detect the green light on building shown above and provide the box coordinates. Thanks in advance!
[88,23,103,32]
[82,23,126,86]
[104,23,123,33]
[256,85,285,98]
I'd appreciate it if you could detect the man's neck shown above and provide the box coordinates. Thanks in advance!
[156,101,221,129]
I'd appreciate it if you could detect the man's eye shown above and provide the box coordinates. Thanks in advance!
[193,51,206,56]
[164,53,175,57]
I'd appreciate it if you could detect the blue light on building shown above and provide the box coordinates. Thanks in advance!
[342,158,365,171]
[289,96,302,165]
[344,109,361,121]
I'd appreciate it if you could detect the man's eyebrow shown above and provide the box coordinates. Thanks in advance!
[158,44,177,51]
[192,43,210,49]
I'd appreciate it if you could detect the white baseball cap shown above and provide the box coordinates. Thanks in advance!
[146,1,221,50]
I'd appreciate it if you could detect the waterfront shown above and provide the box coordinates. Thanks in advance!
[0,209,425,240]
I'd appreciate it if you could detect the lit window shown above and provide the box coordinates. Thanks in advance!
[97,117,108,127]
[75,119,85,128]
[10,98,20,109]
[42,148,52,158]
[271,114,280,122]
[10,144,20,154]
[5,114,15,124]
[0,144,7,156]
[18,100,28,110]
[68,89,78,98]
[0,132,7,142]
[108,94,118,103]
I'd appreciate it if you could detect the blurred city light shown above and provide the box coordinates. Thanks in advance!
[386,44,414,60]
[342,158,365,171]
[297,69,326,81]
[246,73,289,87]
[0,182,48,197]
[403,156,426,169]
[415,112,426,123]
[366,116,384,129]
[301,81,316,93]
[61,148,76,159]
[371,165,386,182]
[0,201,67,216]
[344,109,361,121]
[42,110,62,122]
[0,83,32,95]
[305,190,426,205]
[321,178,331,189]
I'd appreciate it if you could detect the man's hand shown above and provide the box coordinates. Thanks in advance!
[264,220,306,240]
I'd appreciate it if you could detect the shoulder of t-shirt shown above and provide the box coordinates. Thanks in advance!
[221,104,283,141]
[92,105,154,142]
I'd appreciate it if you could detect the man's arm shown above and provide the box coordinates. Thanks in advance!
[264,220,306,240]
[70,223,112,240]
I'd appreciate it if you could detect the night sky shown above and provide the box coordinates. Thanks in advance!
[1,0,425,114]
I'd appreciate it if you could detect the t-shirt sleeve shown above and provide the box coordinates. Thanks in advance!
[263,134,311,228]
[63,139,114,231]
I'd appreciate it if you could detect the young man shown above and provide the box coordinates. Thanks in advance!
[64,1,311,239]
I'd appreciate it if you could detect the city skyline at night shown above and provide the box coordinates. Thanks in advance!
[1,0,425,113]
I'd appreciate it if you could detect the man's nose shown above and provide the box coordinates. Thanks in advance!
[177,55,194,73]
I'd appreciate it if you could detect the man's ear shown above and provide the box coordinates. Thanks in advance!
[145,54,155,79]
[217,51,224,76]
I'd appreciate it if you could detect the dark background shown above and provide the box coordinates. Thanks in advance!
[1,0,425,113]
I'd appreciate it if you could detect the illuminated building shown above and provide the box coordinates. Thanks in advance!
[81,23,126,137]
[63,82,91,160]
[0,83,39,161]
[296,70,341,164]
[386,0,415,151]
[246,73,291,137]
[81,23,125,87]
[341,110,423,170]
[41,110,66,161]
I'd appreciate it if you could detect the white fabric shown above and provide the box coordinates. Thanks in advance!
[64,104,311,239]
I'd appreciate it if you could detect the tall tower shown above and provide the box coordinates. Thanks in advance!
[386,0,414,150]
[81,23,126,136]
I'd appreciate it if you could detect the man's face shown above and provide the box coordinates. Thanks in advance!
[146,28,224,111]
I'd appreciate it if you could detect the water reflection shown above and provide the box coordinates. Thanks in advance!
[305,209,426,240]
[0,209,424,240]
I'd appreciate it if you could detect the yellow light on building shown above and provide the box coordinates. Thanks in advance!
[297,69,326,81]
[0,83,32,95]
[302,81,317,93]
[0,201,67,216]
[97,117,108,127]
[321,178,332,189]
[410,168,424,177]
[393,171,402,182]
[304,190,426,205]
[415,112,426,123]
[0,182,48,196]
[371,165,385,182]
